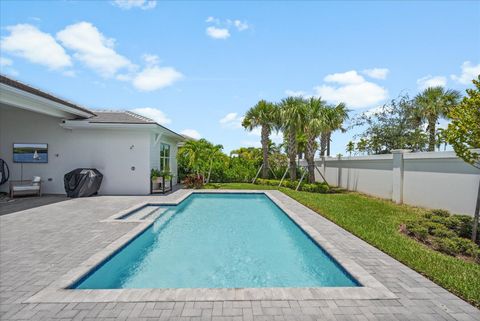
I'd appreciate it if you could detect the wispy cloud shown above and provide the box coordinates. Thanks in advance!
[0,57,13,67]
[131,107,171,125]
[181,129,201,139]
[416,75,447,90]
[362,68,389,80]
[112,0,156,10]
[451,61,480,85]
[132,65,183,91]
[285,89,308,97]
[206,26,230,40]
[205,16,249,39]
[220,112,243,128]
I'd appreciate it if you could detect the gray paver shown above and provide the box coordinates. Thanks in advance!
[0,190,479,321]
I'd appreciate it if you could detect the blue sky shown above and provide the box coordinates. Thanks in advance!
[1,0,479,155]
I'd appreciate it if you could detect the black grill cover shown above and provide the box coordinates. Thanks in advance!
[64,168,103,198]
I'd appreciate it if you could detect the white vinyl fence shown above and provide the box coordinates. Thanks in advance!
[300,150,480,216]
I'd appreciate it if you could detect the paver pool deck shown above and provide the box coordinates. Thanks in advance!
[0,189,478,321]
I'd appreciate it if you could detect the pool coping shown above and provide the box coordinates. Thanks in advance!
[26,189,397,303]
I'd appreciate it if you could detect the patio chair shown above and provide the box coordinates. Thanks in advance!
[9,176,42,198]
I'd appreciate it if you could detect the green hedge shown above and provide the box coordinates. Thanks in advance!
[254,178,330,193]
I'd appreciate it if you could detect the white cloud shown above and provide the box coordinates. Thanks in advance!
[315,70,388,108]
[131,107,171,125]
[206,26,230,39]
[181,129,201,139]
[362,68,389,80]
[205,17,248,38]
[142,53,160,66]
[451,61,480,85]
[285,89,307,97]
[57,22,132,77]
[416,75,447,90]
[1,24,72,69]
[0,57,13,67]
[324,70,364,84]
[132,65,183,91]
[62,70,76,77]
[112,0,156,10]
[220,112,243,128]
[232,20,249,31]
[205,16,220,24]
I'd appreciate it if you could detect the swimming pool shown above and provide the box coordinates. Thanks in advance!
[73,193,359,289]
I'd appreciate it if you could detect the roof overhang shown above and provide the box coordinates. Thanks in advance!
[0,83,94,119]
[61,120,186,141]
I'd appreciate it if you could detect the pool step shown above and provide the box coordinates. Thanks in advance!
[124,205,159,220]
[142,207,168,220]
[151,208,176,231]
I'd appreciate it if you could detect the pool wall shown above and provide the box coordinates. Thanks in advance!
[26,189,397,303]
[71,192,360,289]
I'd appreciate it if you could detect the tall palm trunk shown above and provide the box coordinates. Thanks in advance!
[427,118,436,151]
[326,132,332,156]
[305,134,316,183]
[320,133,327,156]
[260,125,270,178]
[287,128,297,180]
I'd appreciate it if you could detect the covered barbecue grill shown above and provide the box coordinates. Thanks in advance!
[64,168,103,198]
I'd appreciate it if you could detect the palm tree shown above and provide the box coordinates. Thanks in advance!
[320,103,349,156]
[303,97,328,183]
[206,143,223,183]
[278,96,307,180]
[346,141,355,156]
[414,87,461,151]
[179,139,207,178]
[242,100,278,178]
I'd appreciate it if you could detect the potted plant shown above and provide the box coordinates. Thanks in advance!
[151,168,162,190]
[159,170,173,192]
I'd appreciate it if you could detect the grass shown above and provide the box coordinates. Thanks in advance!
[204,182,480,307]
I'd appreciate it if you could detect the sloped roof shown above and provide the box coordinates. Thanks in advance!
[0,74,96,117]
[87,111,156,124]
[1,74,184,140]
[71,110,185,140]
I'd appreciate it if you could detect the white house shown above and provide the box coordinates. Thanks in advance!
[0,75,185,195]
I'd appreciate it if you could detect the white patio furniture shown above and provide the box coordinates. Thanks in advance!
[9,176,42,198]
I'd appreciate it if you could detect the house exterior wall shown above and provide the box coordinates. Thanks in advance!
[304,151,480,216]
[149,133,179,185]
[0,105,152,195]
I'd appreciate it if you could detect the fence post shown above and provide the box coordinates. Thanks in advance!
[391,149,410,204]
[337,154,342,187]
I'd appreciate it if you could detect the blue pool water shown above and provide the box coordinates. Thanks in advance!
[74,193,359,289]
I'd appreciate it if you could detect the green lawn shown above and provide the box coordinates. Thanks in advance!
[204,182,480,307]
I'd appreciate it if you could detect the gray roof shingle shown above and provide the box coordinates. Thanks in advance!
[0,74,96,117]
[86,111,156,124]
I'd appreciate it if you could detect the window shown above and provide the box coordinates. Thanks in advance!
[160,143,170,172]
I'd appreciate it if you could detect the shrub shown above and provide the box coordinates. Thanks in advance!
[445,215,473,238]
[404,211,479,263]
[405,221,429,241]
[430,225,456,239]
[182,174,204,189]
[431,237,460,256]
[430,209,451,217]
[254,178,331,194]
[301,183,330,193]
[466,246,480,263]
